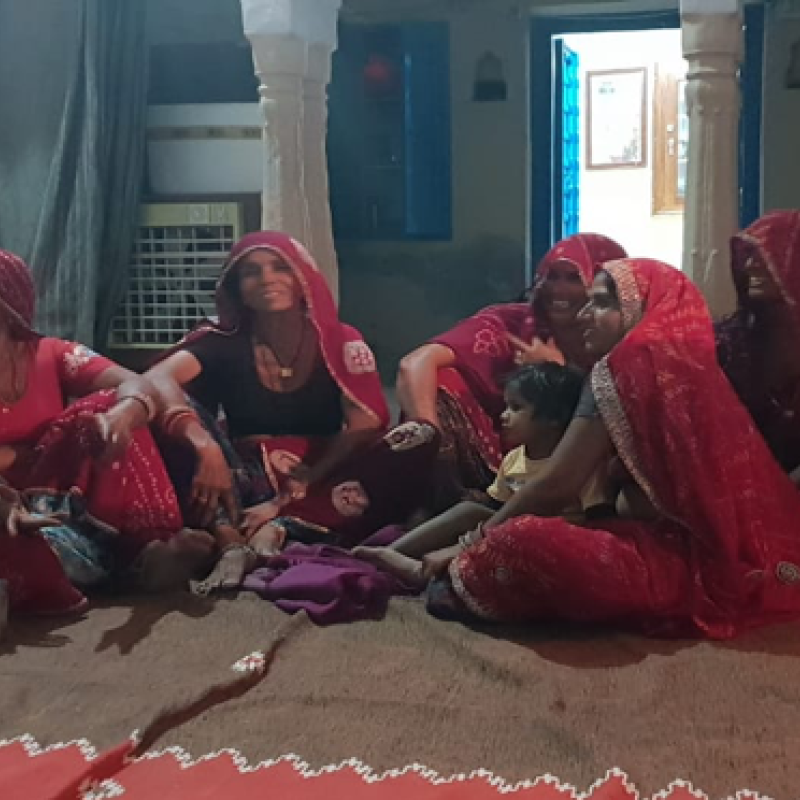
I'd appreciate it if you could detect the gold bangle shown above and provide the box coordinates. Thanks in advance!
[118,391,156,422]
[162,405,200,437]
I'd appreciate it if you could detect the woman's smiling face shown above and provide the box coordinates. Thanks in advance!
[535,260,589,326]
[237,250,302,314]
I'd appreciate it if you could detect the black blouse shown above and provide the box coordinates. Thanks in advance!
[183,331,344,439]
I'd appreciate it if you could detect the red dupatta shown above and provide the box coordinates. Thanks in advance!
[177,231,389,429]
[0,250,39,341]
[730,209,800,324]
[432,233,627,416]
[593,258,800,638]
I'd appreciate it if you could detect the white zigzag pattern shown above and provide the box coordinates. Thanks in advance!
[0,734,775,800]
[82,779,125,800]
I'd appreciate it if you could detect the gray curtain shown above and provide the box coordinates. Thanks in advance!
[0,0,148,347]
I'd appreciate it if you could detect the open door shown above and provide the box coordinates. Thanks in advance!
[553,40,580,239]
[653,66,688,215]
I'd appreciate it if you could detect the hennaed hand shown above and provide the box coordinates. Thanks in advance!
[506,333,566,367]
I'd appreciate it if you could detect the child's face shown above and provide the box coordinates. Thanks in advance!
[500,384,540,449]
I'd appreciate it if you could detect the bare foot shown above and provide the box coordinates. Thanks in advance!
[248,522,287,557]
[353,546,426,588]
[192,546,257,596]
[135,529,216,593]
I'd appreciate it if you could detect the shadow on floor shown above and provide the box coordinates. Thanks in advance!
[92,591,216,656]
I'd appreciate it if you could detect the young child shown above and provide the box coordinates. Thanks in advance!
[355,362,607,586]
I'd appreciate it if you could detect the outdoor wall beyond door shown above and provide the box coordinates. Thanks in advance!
[563,29,685,267]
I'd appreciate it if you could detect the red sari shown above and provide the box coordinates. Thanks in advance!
[0,250,182,616]
[431,233,627,488]
[451,258,800,639]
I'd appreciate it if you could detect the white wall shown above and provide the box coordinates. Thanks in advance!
[563,29,684,267]
[448,8,529,246]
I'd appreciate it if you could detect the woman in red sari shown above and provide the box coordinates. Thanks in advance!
[396,233,627,497]
[716,210,800,481]
[0,250,186,617]
[148,232,439,591]
[436,258,800,639]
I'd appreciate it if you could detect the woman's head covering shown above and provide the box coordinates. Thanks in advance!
[431,233,627,416]
[214,232,335,332]
[729,210,800,326]
[534,233,628,291]
[0,250,38,340]
[180,232,389,428]
[592,257,800,638]
[531,233,628,345]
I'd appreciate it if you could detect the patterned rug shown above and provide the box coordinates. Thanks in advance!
[1,592,798,799]
[0,737,743,800]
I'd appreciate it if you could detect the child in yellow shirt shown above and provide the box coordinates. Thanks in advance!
[355,363,606,585]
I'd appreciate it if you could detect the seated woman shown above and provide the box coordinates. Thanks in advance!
[424,258,800,639]
[716,210,800,482]
[148,231,439,592]
[396,233,627,498]
[0,250,200,619]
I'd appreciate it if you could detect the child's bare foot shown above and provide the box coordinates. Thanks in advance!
[192,545,257,596]
[353,546,426,588]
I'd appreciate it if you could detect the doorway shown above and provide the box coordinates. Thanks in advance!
[558,28,686,267]
[530,8,764,273]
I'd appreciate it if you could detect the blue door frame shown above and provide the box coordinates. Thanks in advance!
[554,40,581,238]
[529,6,765,269]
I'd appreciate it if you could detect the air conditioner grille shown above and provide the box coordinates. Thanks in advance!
[110,203,243,348]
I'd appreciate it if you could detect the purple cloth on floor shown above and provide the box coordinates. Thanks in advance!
[359,524,406,548]
[241,543,418,625]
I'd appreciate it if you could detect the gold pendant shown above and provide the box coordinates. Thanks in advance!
[280,367,293,379]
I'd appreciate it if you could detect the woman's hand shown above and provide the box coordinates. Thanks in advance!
[284,463,310,501]
[95,397,150,462]
[190,443,238,528]
[506,334,566,367]
[241,500,284,538]
[421,543,462,581]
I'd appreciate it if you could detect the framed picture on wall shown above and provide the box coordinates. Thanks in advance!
[586,67,647,169]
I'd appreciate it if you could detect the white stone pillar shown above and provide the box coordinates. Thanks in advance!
[240,0,342,300]
[249,32,310,243]
[680,0,742,319]
[301,42,338,300]
[299,0,341,301]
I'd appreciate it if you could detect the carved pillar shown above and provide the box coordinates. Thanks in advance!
[248,32,310,243]
[240,0,342,299]
[303,40,339,300]
[680,0,743,318]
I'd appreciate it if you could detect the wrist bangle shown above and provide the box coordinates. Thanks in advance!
[118,391,156,422]
[161,405,200,437]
